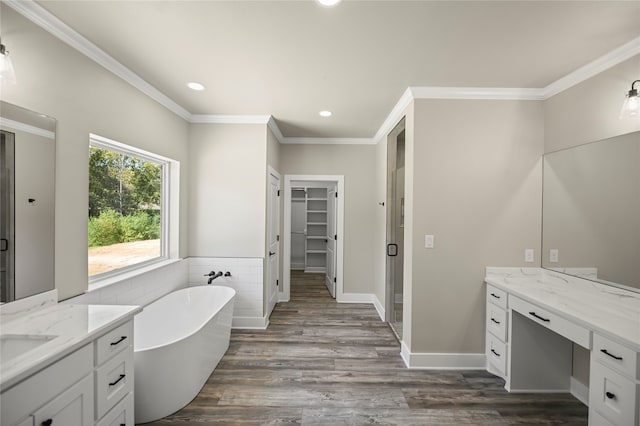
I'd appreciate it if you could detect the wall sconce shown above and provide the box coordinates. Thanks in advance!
[0,38,16,84]
[620,80,640,119]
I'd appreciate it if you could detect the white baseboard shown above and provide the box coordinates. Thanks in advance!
[401,342,486,369]
[338,292,374,304]
[232,315,269,329]
[373,295,385,321]
[570,376,589,406]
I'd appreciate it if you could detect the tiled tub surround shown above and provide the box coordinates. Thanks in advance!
[485,267,640,426]
[187,257,266,329]
[0,302,141,425]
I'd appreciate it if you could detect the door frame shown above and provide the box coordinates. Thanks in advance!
[282,175,344,302]
[266,166,281,318]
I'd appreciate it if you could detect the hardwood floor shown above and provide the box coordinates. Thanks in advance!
[143,271,588,425]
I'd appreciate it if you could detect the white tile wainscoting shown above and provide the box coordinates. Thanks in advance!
[63,257,266,329]
[187,257,267,329]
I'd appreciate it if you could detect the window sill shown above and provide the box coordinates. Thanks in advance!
[88,258,182,293]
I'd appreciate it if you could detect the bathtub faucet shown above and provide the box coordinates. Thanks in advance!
[204,271,224,284]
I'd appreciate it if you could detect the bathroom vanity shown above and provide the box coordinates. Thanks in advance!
[485,267,640,426]
[0,294,141,426]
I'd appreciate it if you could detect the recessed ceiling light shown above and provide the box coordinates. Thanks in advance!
[187,82,205,91]
[317,0,341,6]
[319,110,333,117]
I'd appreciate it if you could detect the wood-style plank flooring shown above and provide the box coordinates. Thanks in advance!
[143,271,588,425]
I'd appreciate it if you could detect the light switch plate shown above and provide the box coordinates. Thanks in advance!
[549,249,559,263]
[425,234,434,249]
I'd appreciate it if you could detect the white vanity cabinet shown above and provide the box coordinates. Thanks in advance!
[485,268,640,426]
[1,317,136,426]
[485,285,508,379]
[589,333,640,426]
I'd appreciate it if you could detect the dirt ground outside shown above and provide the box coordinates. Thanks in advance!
[88,239,160,276]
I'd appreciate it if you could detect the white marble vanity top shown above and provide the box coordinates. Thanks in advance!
[0,303,142,390]
[485,267,640,351]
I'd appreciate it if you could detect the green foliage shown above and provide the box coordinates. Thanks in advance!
[88,210,160,248]
[88,145,163,248]
[88,210,124,247]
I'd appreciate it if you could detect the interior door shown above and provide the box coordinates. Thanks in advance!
[325,184,337,297]
[267,172,280,317]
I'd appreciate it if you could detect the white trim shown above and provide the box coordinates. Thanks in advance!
[280,137,376,145]
[9,0,638,145]
[542,35,640,99]
[283,175,345,303]
[3,0,191,121]
[232,315,269,330]
[338,293,374,304]
[401,345,487,370]
[373,294,385,321]
[189,114,272,124]
[411,86,545,101]
[373,87,414,144]
[570,376,590,407]
[0,118,55,140]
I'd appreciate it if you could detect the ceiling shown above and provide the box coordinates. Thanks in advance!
[32,1,640,139]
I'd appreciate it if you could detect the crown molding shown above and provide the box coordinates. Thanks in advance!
[189,114,271,124]
[280,137,376,145]
[8,0,639,145]
[4,0,191,121]
[542,35,640,99]
[0,117,55,139]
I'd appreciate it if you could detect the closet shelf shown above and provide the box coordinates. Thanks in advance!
[306,249,327,254]
[307,222,327,226]
[306,236,327,240]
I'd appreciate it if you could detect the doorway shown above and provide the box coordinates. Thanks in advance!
[283,175,344,302]
[386,118,405,339]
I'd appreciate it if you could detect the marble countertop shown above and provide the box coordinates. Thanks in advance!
[1,303,142,390]
[485,268,640,351]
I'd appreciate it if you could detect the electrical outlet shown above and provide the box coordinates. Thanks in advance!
[525,249,534,262]
[425,234,434,249]
[549,249,559,263]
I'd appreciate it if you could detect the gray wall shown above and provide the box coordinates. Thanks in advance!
[1,6,190,300]
[279,143,377,294]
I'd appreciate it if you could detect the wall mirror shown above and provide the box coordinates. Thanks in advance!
[542,131,640,292]
[0,101,56,303]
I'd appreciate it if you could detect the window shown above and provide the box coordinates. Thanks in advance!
[88,134,171,280]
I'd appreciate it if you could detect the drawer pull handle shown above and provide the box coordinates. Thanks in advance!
[600,349,623,361]
[109,374,126,387]
[110,336,127,346]
[41,420,53,426]
[490,293,500,299]
[490,318,501,325]
[491,349,501,357]
[605,391,616,400]
[529,312,550,322]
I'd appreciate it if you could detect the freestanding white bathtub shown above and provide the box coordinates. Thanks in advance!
[133,285,235,423]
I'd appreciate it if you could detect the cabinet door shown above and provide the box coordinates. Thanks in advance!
[32,375,93,426]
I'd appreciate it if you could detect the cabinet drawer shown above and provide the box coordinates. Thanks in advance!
[593,333,640,380]
[509,295,591,349]
[97,391,134,426]
[486,301,507,342]
[486,285,507,310]
[95,348,134,420]
[589,407,614,426]
[486,333,507,377]
[590,361,639,426]
[96,320,133,366]
[1,344,93,426]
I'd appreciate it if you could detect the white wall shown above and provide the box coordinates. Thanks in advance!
[188,123,267,258]
[1,6,190,300]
